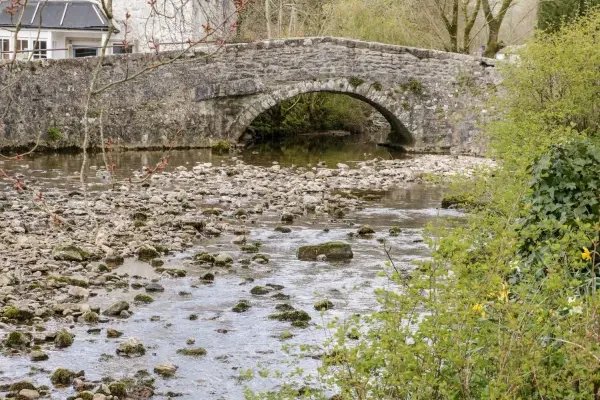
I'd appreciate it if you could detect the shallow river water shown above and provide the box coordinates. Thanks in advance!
[0,143,463,399]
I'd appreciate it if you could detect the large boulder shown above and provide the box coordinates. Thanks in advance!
[297,242,353,261]
[103,301,129,316]
[52,244,90,262]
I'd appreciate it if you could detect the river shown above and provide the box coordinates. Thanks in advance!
[0,143,476,399]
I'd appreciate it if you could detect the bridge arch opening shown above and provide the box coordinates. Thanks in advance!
[230,79,414,149]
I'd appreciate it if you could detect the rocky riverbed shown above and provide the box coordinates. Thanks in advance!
[0,152,493,399]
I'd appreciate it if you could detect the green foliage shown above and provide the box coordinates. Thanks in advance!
[247,92,374,138]
[518,138,600,282]
[490,8,600,168]
[347,77,365,87]
[211,140,231,154]
[46,127,62,142]
[400,78,423,95]
[538,0,600,32]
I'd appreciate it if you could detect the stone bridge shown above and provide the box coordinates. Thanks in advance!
[0,37,500,154]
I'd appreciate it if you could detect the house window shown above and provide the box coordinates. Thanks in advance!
[15,40,29,59]
[73,47,98,58]
[0,39,9,60]
[112,44,133,54]
[33,40,47,59]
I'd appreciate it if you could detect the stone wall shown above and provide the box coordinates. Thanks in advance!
[0,37,501,154]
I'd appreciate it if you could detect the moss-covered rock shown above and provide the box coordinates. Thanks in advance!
[108,381,127,397]
[154,363,178,377]
[357,225,375,236]
[54,329,74,348]
[272,292,291,300]
[52,244,90,262]
[241,244,260,253]
[176,347,207,356]
[4,331,31,348]
[232,300,251,313]
[252,254,269,264]
[9,380,36,392]
[269,310,311,322]
[137,246,160,262]
[200,273,215,283]
[50,368,76,386]
[275,303,295,312]
[2,306,33,322]
[116,338,145,357]
[82,312,99,324]
[77,391,94,400]
[134,294,154,304]
[194,252,215,264]
[211,140,231,154]
[250,286,271,295]
[441,192,482,210]
[389,226,402,236]
[214,253,234,266]
[150,259,164,268]
[30,350,49,361]
[314,300,334,311]
[297,242,353,261]
[274,226,292,233]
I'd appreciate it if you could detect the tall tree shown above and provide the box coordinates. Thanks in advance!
[481,0,514,57]
[538,0,600,32]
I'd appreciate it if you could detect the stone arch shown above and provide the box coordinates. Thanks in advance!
[228,78,415,146]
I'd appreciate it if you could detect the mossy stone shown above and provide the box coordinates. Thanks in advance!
[50,368,76,386]
[134,294,154,304]
[176,347,207,356]
[108,382,127,397]
[54,329,74,348]
[297,242,353,261]
[314,300,334,311]
[3,306,34,322]
[9,381,36,392]
[250,286,270,295]
[269,310,311,322]
[274,226,291,233]
[232,300,251,313]
[5,331,31,348]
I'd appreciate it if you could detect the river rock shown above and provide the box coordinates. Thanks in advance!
[18,389,40,399]
[145,283,164,293]
[297,242,353,261]
[103,301,129,316]
[214,253,233,266]
[51,244,90,262]
[116,337,145,357]
[357,225,375,236]
[154,363,178,377]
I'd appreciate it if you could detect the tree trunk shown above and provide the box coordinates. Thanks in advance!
[265,0,272,39]
[480,0,513,58]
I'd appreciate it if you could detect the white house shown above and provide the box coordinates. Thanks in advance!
[0,1,125,60]
[0,0,235,60]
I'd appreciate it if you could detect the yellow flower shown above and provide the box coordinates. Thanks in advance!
[472,303,485,318]
[582,247,592,262]
[498,283,509,303]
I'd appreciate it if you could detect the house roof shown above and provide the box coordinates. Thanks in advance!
[0,1,113,31]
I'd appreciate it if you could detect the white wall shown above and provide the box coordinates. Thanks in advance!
[110,0,236,52]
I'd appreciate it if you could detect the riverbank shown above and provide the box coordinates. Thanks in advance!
[0,153,493,399]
